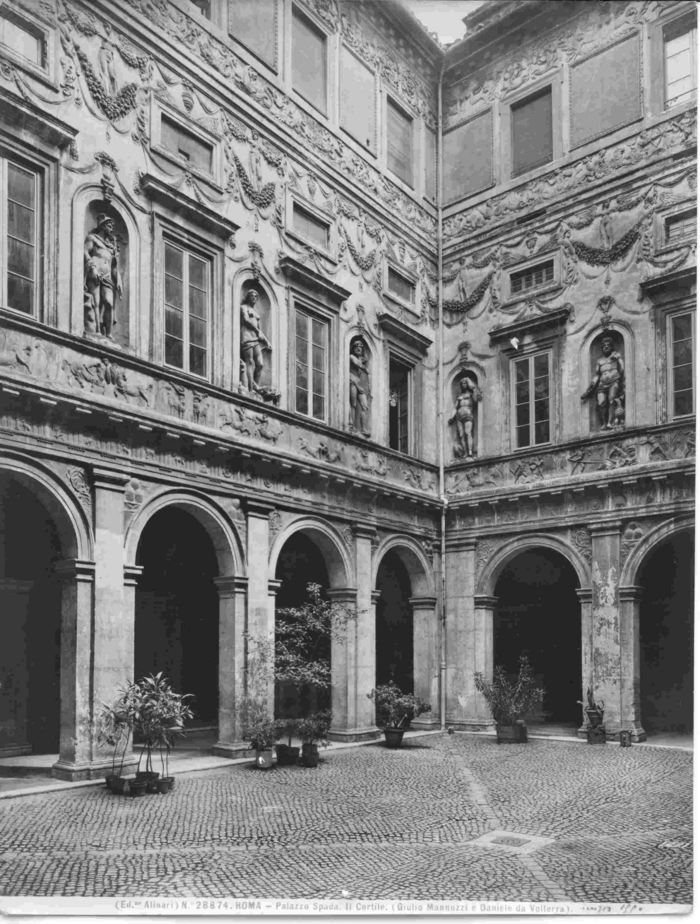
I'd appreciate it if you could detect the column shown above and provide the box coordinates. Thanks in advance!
[353,526,377,735]
[619,585,646,742]
[244,500,273,708]
[590,521,623,737]
[410,595,439,729]
[52,558,95,780]
[328,587,377,742]
[213,575,249,756]
[576,588,593,738]
[472,595,497,727]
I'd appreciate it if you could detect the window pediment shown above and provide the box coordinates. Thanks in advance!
[278,255,350,308]
[140,174,239,240]
[0,86,76,150]
[489,304,572,346]
[377,312,432,357]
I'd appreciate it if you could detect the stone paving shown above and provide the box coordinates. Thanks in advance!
[0,734,691,904]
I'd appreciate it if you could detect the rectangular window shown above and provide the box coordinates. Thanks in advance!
[510,259,554,297]
[2,158,39,315]
[160,115,213,175]
[164,241,209,377]
[292,7,327,114]
[0,9,44,67]
[229,0,276,68]
[514,352,550,448]
[670,312,694,417]
[188,0,211,18]
[340,45,375,150]
[424,129,437,203]
[386,99,413,187]
[387,267,415,305]
[665,209,696,244]
[512,87,553,177]
[389,357,411,454]
[295,308,328,421]
[664,15,697,109]
[292,203,330,251]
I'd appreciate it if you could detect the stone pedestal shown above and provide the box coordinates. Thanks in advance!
[213,575,248,757]
[410,595,439,729]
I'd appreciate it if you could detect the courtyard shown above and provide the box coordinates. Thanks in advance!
[0,732,691,908]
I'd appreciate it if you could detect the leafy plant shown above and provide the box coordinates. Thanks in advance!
[131,673,195,776]
[367,682,431,729]
[241,705,283,751]
[97,679,141,778]
[578,687,604,721]
[296,710,332,747]
[474,656,544,726]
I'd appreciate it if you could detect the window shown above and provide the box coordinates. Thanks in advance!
[229,0,276,68]
[510,259,554,297]
[292,7,327,114]
[513,352,550,448]
[292,203,330,251]
[188,0,210,18]
[389,357,411,453]
[164,241,209,377]
[340,45,375,151]
[387,267,415,305]
[664,15,697,109]
[386,99,413,187]
[295,308,328,421]
[511,87,552,177]
[160,115,213,175]
[1,157,39,315]
[0,9,44,67]
[670,312,694,417]
[665,209,696,244]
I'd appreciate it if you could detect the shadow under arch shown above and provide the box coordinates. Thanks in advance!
[621,514,694,587]
[269,517,353,590]
[476,533,591,597]
[372,535,434,597]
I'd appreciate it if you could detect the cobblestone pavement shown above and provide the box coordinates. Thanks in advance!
[0,734,691,904]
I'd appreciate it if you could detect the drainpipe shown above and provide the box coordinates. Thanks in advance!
[437,62,447,731]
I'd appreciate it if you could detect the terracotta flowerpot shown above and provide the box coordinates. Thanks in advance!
[155,777,174,794]
[276,745,300,766]
[301,743,320,767]
[130,780,148,797]
[255,749,275,768]
[496,724,525,744]
[109,777,129,795]
[383,727,405,748]
[586,709,604,728]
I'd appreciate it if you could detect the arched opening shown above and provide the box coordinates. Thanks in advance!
[493,548,581,730]
[0,474,62,755]
[375,551,414,691]
[638,530,694,738]
[135,507,219,727]
[274,532,331,719]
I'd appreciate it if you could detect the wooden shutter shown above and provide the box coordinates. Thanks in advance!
[292,8,327,114]
[340,45,375,151]
[387,99,413,187]
[229,0,276,68]
[570,34,641,148]
[443,109,493,203]
[512,88,552,177]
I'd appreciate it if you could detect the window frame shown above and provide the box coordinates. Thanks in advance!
[286,190,337,260]
[385,94,416,190]
[383,258,420,316]
[503,252,561,306]
[388,352,413,455]
[650,7,698,116]
[658,204,697,253]
[667,308,695,420]
[293,300,331,424]
[663,12,697,111]
[291,4,330,117]
[228,0,279,72]
[150,101,223,190]
[511,349,553,451]
[0,2,56,87]
[339,43,377,154]
[162,237,212,380]
[0,149,43,320]
[499,71,562,184]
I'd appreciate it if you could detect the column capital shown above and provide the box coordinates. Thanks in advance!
[589,520,622,538]
[409,595,438,609]
[244,499,275,519]
[445,537,478,552]
[370,590,382,604]
[473,594,498,610]
[215,575,248,597]
[54,559,95,582]
[576,588,593,603]
[327,587,357,604]
[123,564,143,587]
[267,578,282,597]
[91,467,130,492]
[352,524,377,541]
[619,585,644,603]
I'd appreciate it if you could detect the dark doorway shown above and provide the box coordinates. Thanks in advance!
[0,475,62,754]
[493,548,581,725]
[639,530,694,735]
[135,508,219,726]
[275,532,330,719]
[375,551,413,692]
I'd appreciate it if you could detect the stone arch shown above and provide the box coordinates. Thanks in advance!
[0,451,92,560]
[622,514,694,587]
[124,489,243,575]
[476,533,590,596]
[269,516,352,589]
[372,535,434,597]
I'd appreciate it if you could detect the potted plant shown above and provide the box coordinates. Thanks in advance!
[296,710,331,768]
[132,673,194,792]
[474,655,544,744]
[242,708,282,768]
[97,700,132,793]
[578,687,605,727]
[275,720,300,767]
[367,682,432,748]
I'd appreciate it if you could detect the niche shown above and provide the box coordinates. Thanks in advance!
[585,329,626,432]
[239,279,273,393]
[83,201,129,349]
[349,335,372,437]
[449,370,481,459]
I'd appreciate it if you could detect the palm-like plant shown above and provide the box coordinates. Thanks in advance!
[474,655,544,726]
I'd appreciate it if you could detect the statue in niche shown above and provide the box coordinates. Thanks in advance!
[240,288,279,402]
[84,213,122,339]
[581,334,625,430]
[449,375,482,459]
[349,338,371,437]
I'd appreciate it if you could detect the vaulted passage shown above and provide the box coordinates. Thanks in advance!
[135,507,219,726]
[375,551,414,693]
[0,475,62,755]
[493,548,581,728]
[639,530,694,736]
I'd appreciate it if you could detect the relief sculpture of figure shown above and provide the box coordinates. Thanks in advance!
[581,335,625,430]
[449,376,481,459]
[240,288,271,393]
[349,340,371,436]
[84,214,122,339]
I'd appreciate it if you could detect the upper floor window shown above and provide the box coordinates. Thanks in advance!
[389,356,411,453]
[512,87,552,177]
[0,8,45,68]
[292,202,330,251]
[340,45,376,152]
[2,157,39,315]
[664,14,697,109]
[229,0,277,69]
[164,241,209,377]
[160,115,213,175]
[665,208,696,244]
[387,266,415,305]
[510,259,554,297]
[386,98,413,188]
[295,307,328,421]
[514,352,550,448]
[669,311,694,418]
[188,0,210,18]
[292,7,327,115]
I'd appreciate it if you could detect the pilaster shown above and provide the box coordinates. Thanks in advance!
[213,575,249,757]
[619,585,646,742]
[328,587,377,742]
[590,521,623,736]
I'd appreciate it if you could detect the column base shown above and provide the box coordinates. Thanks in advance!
[411,714,441,731]
[446,719,495,733]
[328,726,380,743]
[212,740,253,759]
[52,757,138,781]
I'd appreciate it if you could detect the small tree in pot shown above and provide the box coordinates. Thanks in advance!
[296,710,332,767]
[578,687,605,727]
[474,655,544,744]
[367,682,431,748]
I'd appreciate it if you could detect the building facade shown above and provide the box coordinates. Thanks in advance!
[0,0,694,779]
